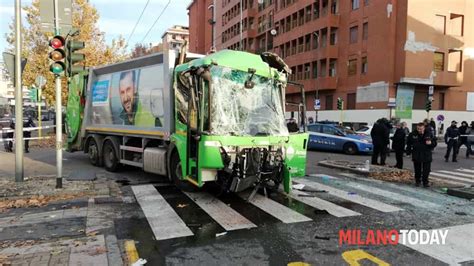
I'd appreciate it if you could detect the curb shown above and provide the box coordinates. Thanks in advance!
[318,161,370,176]
[447,187,474,200]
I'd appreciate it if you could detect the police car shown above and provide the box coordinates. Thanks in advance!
[307,123,373,155]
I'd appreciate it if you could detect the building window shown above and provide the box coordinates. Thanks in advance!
[347,93,356,109]
[320,59,327,77]
[361,56,368,74]
[304,64,311,79]
[450,13,464,36]
[433,52,444,71]
[434,15,446,34]
[312,61,318,78]
[448,49,462,72]
[349,26,358,44]
[362,22,368,40]
[329,59,337,77]
[351,0,360,10]
[348,59,357,76]
[364,0,369,5]
[330,28,338,45]
[325,95,334,110]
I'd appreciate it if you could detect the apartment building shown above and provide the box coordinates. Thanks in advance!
[161,25,190,52]
[188,0,214,54]
[188,0,474,126]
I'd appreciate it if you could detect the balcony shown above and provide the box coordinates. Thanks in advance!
[286,76,338,94]
[434,71,463,87]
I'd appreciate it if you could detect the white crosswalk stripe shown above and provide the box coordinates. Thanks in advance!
[430,172,474,184]
[313,175,441,209]
[238,191,312,223]
[457,168,474,174]
[132,185,194,240]
[295,178,403,213]
[184,192,257,230]
[429,176,470,187]
[399,223,474,265]
[438,170,474,179]
[287,190,361,217]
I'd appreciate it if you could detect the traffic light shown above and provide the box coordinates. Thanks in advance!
[66,40,85,77]
[337,97,344,110]
[48,35,66,75]
[425,99,432,112]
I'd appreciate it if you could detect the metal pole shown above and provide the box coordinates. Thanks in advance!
[211,0,216,50]
[38,87,42,138]
[14,0,24,182]
[54,0,62,188]
[240,0,243,50]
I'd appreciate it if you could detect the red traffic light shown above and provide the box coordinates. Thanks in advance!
[50,35,65,49]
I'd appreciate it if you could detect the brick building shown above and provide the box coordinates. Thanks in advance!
[189,0,474,127]
[187,0,214,54]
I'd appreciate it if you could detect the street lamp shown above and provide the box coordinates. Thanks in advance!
[208,1,216,51]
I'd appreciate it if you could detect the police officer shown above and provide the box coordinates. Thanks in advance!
[444,120,460,162]
[23,116,36,153]
[406,122,435,187]
[458,121,470,158]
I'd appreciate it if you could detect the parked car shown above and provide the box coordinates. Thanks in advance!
[355,125,373,136]
[307,123,373,155]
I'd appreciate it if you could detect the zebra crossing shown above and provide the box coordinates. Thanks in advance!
[429,168,474,186]
[130,170,472,242]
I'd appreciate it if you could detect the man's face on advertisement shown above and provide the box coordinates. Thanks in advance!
[119,72,135,115]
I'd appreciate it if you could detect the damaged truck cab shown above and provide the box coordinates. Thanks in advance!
[67,49,308,193]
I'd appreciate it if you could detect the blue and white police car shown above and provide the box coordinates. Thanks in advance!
[307,123,373,155]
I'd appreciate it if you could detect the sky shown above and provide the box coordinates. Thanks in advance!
[0,0,192,54]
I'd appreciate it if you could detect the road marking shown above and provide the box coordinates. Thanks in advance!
[438,170,474,179]
[342,250,390,266]
[184,192,257,231]
[399,223,474,265]
[124,240,139,265]
[457,168,474,174]
[429,176,470,187]
[295,179,402,213]
[238,191,313,223]
[430,172,474,184]
[287,190,361,217]
[317,175,440,209]
[131,185,193,240]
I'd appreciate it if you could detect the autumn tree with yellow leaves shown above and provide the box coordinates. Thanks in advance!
[6,0,128,106]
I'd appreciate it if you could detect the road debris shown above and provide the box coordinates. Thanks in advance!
[216,232,227,237]
[132,258,148,266]
[292,184,305,190]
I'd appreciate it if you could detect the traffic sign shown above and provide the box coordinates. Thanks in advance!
[39,0,72,34]
[387,97,397,107]
[437,114,445,122]
[428,85,434,96]
[35,75,46,88]
[314,99,321,110]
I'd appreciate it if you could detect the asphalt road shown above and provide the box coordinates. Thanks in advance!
[0,147,473,265]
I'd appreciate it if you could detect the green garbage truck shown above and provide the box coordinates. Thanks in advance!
[66,49,308,193]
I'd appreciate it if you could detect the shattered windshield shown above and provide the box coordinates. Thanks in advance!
[210,66,289,136]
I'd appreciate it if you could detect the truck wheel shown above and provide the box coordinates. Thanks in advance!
[103,140,119,172]
[343,142,358,155]
[170,151,198,192]
[88,139,100,166]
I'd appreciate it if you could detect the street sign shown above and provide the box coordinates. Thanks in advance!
[387,97,397,107]
[314,99,321,110]
[39,0,72,34]
[428,85,434,96]
[2,52,27,86]
[35,75,46,88]
[437,114,445,122]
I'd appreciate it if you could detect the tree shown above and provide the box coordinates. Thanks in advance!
[5,0,128,106]
[130,43,163,59]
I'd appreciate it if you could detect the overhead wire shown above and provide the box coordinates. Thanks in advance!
[140,0,172,44]
[126,0,152,44]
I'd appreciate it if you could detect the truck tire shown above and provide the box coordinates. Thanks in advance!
[87,139,100,166]
[170,151,198,192]
[103,140,119,172]
[343,142,358,155]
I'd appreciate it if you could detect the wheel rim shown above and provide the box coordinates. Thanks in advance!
[89,144,97,162]
[105,146,114,168]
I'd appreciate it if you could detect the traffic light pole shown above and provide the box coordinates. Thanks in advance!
[54,0,63,189]
[14,0,24,182]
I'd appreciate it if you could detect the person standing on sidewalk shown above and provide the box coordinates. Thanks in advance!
[458,121,470,158]
[444,120,460,162]
[406,122,435,187]
[391,122,406,169]
[466,121,474,158]
[23,116,36,153]
[371,118,390,165]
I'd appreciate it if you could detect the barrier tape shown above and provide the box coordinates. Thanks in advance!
[0,136,53,142]
[0,125,56,133]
